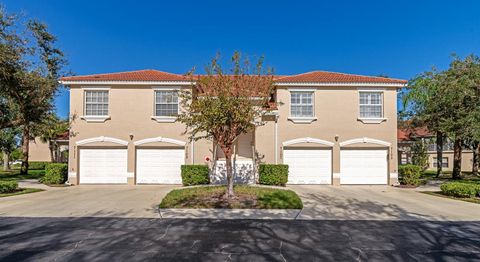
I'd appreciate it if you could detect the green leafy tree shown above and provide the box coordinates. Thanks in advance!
[0,7,66,174]
[178,52,274,198]
[403,68,446,176]
[0,128,19,170]
[411,139,429,170]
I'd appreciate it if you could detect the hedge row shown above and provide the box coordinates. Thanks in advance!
[440,182,480,198]
[398,164,422,186]
[0,181,18,194]
[41,163,68,185]
[181,165,210,186]
[258,164,289,186]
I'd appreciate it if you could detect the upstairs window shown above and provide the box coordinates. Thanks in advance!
[290,91,314,117]
[359,92,383,118]
[155,90,178,117]
[85,90,109,116]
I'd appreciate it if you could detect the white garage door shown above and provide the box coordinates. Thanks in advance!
[136,149,185,184]
[340,149,388,184]
[283,149,332,184]
[79,149,128,184]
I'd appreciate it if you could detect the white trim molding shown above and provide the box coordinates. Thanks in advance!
[151,116,177,123]
[283,137,335,147]
[81,115,110,123]
[340,137,391,147]
[277,82,406,88]
[357,118,387,124]
[287,116,317,124]
[76,136,129,146]
[81,86,111,91]
[60,80,194,86]
[152,86,182,91]
[134,136,186,146]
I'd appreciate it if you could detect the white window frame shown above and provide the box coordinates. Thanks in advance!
[287,89,317,124]
[357,89,386,124]
[81,87,111,122]
[151,87,180,123]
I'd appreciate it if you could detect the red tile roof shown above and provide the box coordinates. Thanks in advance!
[60,69,186,82]
[398,127,432,141]
[276,71,407,84]
[59,69,407,85]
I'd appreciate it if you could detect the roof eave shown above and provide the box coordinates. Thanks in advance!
[275,82,407,88]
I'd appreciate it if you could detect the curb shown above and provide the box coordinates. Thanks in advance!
[159,208,302,220]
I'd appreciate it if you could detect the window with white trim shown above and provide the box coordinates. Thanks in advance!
[85,90,109,116]
[155,90,178,117]
[290,91,314,117]
[359,91,383,118]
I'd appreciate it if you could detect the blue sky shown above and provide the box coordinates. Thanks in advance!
[3,0,480,118]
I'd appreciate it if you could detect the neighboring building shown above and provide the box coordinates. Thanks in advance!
[28,132,69,163]
[398,128,474,172]
[59,69,407,186]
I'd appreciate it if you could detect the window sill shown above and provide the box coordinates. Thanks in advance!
[80,116,110,123]
[357,118,387,124]
[288,117,317,124]
[151,116,177,123]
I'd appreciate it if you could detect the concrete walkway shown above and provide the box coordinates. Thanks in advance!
[1,183,479,220]
[290,185,480,221]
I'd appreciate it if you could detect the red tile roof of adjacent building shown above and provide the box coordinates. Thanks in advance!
[59,69,407,84]
[276,71,407,84]
[59,69,187,82]
[398,127,432,141]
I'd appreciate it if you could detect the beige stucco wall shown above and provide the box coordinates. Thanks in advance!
[68,84,399,185]
[28,138,52,162]
[427,151,474,172]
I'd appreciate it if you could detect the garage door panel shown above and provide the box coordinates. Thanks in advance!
[284,149,332,184]
[340,150,387,185]
[136,149,184,184]
[79,149,128,184]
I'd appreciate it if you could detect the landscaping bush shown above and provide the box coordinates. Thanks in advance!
[181,165,210,186]
[29,161,50,170]
[258,164,288,186]
[440,182,480,198]
[0,181,18,193]
[399,164,422,186]
[41,163,68,184]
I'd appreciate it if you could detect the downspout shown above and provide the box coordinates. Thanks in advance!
[191,139,195,164]
[275,114,279,164]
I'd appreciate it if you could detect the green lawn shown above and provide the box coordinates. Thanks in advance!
[160,185,303,209]
[421,170,480,184]
[422,191,480,205]
[0,188,44,198]
[0,168,45,182]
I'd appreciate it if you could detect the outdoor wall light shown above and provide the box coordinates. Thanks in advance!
[129,133,134,140]
[335,134,339,142]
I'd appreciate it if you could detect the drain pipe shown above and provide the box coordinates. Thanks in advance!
[275,113,279,164]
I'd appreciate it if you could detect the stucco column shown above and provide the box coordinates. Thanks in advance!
[332,143,341,186]
[127,142,135,185]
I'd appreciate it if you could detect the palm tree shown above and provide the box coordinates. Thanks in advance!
[34,114,69,162]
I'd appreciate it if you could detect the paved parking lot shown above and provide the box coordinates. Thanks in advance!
[1,217,479,261]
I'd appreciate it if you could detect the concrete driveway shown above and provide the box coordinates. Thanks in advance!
[290,185,480,221]
[0,185,178,218]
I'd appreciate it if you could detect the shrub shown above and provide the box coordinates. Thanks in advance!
[181,165,210,186]
[258,164,288,186]
[42,163,68,184]
[399,164,422,186]
[29,161,50,170]
[0,181,19,193]
[440,182,480,198]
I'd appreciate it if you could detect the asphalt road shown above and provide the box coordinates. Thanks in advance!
[1,217,479,261]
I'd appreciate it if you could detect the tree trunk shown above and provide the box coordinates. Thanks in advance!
[2,151,9,171]
[48,140,55,162]
[436,131,443,177]
[452,139,463,179]
[20,126,30,175]
[473,142,479,176]
[224,149,235,199]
